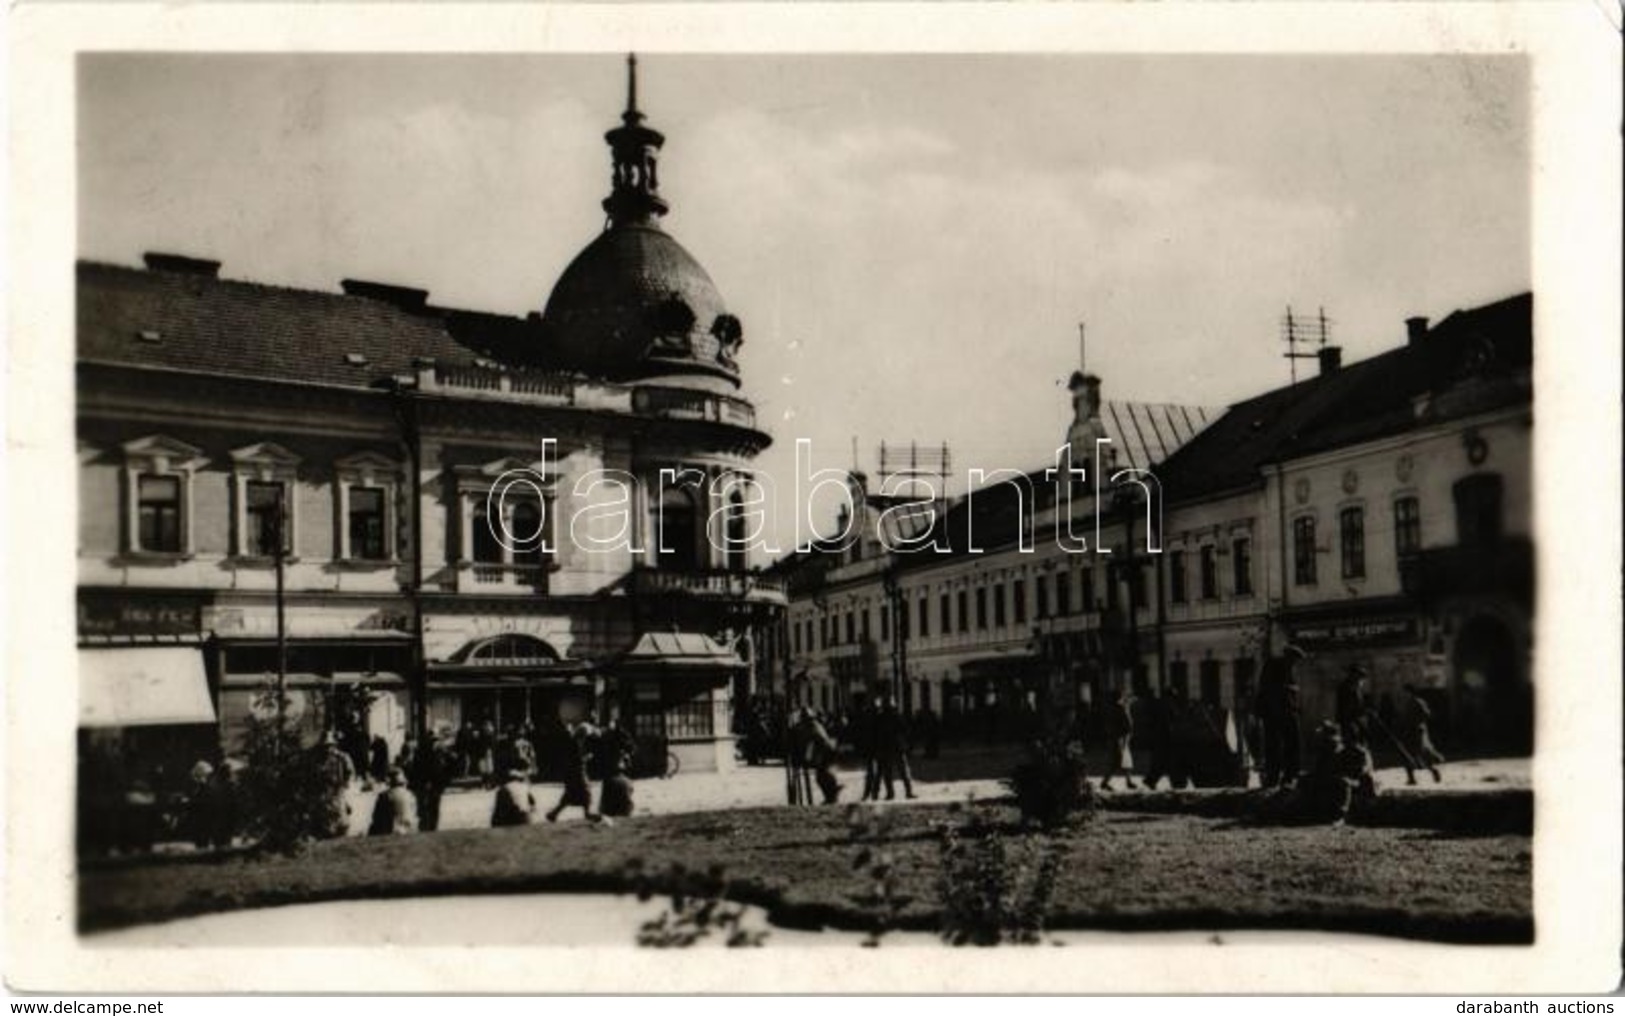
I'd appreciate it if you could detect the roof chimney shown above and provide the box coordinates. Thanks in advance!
[1405,316,1430,346]
[341,279,430,313]
[143,252,221,278]
[1317,346,1342,376]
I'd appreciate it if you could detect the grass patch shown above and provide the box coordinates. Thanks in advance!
[79,800,1531,943]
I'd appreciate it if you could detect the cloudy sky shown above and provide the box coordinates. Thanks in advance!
[80,53,1529,548]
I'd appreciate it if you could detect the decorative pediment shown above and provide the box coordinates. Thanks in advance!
[230,441,301,467]
[334,451,401,486]
[121,434,208,472]
[452,456,559,490]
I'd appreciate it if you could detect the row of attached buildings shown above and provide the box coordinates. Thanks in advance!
[768,296,1534,756]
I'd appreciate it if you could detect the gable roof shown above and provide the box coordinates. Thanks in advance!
[77,260,518,390]
[1155,293,1532,503]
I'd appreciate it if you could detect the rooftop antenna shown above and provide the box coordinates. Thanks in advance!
[1281,305,1331,385]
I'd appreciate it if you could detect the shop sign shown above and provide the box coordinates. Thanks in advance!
[1289,615,1420,649]
[78,595,202,637]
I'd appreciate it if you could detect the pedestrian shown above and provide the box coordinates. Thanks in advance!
[875,697,917,800]
[491,768,537,827]
[545,719,605,825]
[409,734,451,832]
[1142,685,1179,790]
[789,707,843,804]
[1256,646,1306,789]
[453,721,475,779]
[597,712,638,818]
[475,720,498,788]
[368,735,391,787]
[510,725,538,778]
[853,699,881,802]
[180,760,218,849]
[1098,687,1138,791]
[1402,685,1446,785]
[1336,664,1372,748]
[314,731,356,839]
[369,767,419,835]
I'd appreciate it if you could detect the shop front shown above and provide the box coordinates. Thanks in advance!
[1281,599,1435,742]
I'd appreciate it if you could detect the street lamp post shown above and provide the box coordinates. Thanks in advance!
[271,496,289,755]
[883,567,907,708]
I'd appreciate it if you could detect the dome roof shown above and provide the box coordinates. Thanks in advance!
[541,223,742,386]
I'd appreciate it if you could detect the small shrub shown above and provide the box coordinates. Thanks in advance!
[626,860,768,948]
[1004,735,1097,830]
[845,804,910,946]
[936,815,1063,946]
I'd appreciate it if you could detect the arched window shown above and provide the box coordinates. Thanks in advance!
[725,490,748,572]
[511,501,545,567]
[458,634,560,665]
[471,500,504,564]
[657,487,701,571]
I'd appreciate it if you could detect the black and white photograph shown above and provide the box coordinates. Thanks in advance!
[5,1,1621,998]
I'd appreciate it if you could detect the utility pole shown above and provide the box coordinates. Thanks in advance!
[272,496,289,754]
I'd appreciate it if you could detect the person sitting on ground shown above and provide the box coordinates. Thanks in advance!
[491,767,537,827]
[369,767,419,835]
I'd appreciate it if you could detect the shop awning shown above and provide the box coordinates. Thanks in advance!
[78,648,216,728]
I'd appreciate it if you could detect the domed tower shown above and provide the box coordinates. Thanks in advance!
[540,55,745,394]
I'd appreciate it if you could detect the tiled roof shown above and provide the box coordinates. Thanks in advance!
[77,260,521,390]
[1155,292,1532,503]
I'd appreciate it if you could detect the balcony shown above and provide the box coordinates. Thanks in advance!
[458,562,549,594]
[632,386,757,429]
[632,567,788,606]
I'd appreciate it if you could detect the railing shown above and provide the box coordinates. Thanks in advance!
[419,363,585,407]
[632,386,757,429]
[463,562,549,593]
[632,567,788,604]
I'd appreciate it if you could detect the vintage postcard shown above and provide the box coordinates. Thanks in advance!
[5,1,1621,996]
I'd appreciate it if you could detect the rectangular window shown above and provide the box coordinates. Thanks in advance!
[974,587,987,630]
[845,611,856,644]
[1199,659,1222,705]
[993,583,1006,627]
[793,622,802,655]
[957,590,969,633]
[136,474,182,553]
[1080,567,1094,611]
[348,486,388,560]
[1233,657,1257,713]
[1013,580,1027,624]
[940,594,951,633]
[860,608,870,643]
[918,597,929,638]
[245,481,287,557]
[1293,516,1317,585]
[1232,538,1254,596]
[1340,506,1366,579]
[1199,545,1219,599]
[880,605,890,642]
[1394,497,1422,557]
[1454,475,1504,547]
[1168,660,1189,700]
[1104,566,1119,610]
[1130,564,1148,610]
[1056,571,1072,616]
[819,616,828,650]
[1169,551,1187,604]
[1036,575,1050,618]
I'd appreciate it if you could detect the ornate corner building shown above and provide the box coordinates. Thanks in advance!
[76,57,784,777]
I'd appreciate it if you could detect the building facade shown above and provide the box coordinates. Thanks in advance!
[778,293,1534,763]
[77,60,784,781]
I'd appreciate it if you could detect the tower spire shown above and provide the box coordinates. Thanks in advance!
[625,53,642,122]
[603,53,668,227]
